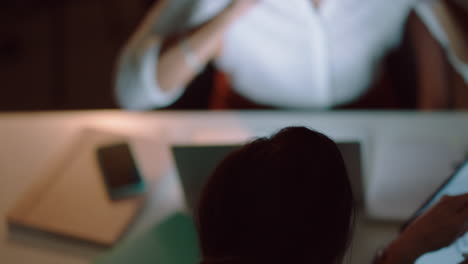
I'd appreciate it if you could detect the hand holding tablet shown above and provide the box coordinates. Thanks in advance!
[375,162,468,264]
[404,160,468,264]
[401,194,468,256]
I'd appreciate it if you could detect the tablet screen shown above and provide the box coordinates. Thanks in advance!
[410,162,468,264]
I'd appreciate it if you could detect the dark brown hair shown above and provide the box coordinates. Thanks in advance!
[196,127,355,264]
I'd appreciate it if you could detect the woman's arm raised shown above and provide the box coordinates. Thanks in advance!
[115,0,258,110]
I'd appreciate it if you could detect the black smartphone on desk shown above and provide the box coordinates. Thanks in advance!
[96,143,146,200]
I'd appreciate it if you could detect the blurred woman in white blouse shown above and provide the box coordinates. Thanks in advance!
[114,0,466,110]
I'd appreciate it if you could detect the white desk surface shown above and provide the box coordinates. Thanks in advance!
[1,110,468,264]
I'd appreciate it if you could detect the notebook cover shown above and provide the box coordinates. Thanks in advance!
[6,128,167,246]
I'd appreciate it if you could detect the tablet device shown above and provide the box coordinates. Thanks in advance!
[402,161,468,264]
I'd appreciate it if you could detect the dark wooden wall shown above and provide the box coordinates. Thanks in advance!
[0,0,155,110]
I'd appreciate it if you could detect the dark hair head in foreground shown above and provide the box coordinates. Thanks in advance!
[196,126,355,264]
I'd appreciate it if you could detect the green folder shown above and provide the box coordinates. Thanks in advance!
[94,212,200,264]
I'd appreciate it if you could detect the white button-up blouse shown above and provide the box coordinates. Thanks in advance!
[115,0,431,110]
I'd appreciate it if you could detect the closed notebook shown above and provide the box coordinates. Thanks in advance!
[7,128,169,246]
[94,212,200,264]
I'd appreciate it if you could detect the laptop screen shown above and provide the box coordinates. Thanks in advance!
[171,142,363,212]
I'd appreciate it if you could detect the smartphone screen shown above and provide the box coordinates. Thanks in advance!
[96,143,146,200]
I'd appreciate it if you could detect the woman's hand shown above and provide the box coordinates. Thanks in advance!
[375,194,468,264]
[402,194,468,254]
[382,194,468,264]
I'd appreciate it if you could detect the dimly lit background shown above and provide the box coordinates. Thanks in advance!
[1,0,158,110]
[1,0,467,111]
